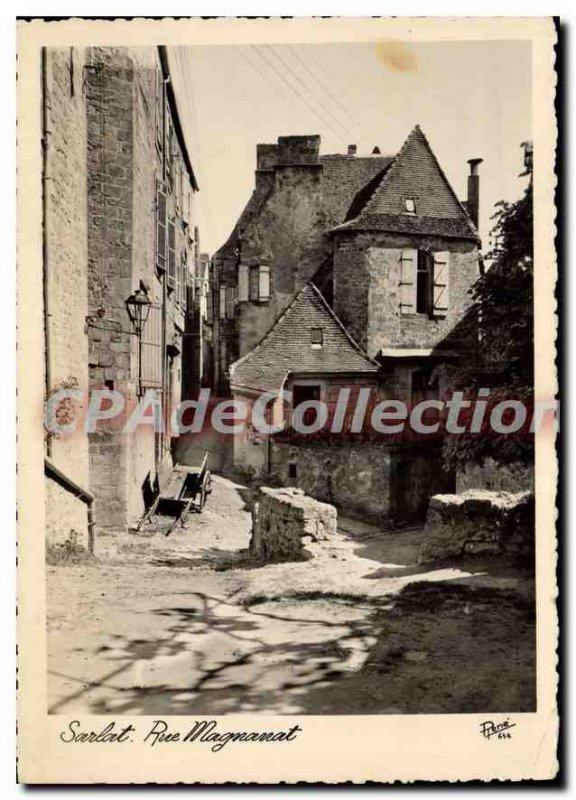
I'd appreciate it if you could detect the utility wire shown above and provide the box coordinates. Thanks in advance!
[264,44,356,143]
[249,45,349,146]
[285,43,362,139]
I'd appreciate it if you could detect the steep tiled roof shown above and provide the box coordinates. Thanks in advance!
[320,154,393,226]
[230,283,379,394]
[334,213,478,239]
[333,126,479,241]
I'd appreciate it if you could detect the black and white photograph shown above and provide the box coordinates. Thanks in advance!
[15,15,558,784]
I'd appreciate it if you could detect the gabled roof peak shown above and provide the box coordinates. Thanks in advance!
[336,124,479,240]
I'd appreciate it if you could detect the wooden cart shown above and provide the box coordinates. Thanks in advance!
[135,453,212,536]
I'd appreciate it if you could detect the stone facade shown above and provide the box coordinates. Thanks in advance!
[333,231,478,357]
[250,486,337,562]
[82,46,198,530]
[44,46,200,535]
[223,128,482,525]
[420,490,535,562]
[43,47,90,547]
[270,442,454,524]
[213,137,393,391]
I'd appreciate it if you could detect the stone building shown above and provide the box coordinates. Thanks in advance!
[42,45,200,542]
[182,243,215,398]
[222,127,482,523]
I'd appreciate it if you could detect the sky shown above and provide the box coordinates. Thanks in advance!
[168,40,532,255]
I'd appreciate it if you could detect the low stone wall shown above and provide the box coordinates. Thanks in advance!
[420,490,534,563]
[250,487,337,562]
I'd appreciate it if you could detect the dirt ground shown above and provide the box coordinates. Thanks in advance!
[46,475,535,716]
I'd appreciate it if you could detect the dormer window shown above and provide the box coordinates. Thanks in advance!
[405,198,416,214]
[310,328,323,349]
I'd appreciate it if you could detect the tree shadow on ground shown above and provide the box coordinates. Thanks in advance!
[288,580,536,715]
[49,590,381,715]
[49,570,536,717]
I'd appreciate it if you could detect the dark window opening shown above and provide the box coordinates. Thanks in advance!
[310,327,323,347]
[292,384,321,428]
[288,462,297,479]
[416,250,432,315]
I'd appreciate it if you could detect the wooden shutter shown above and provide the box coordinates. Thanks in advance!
[399,249,417,314]
[155,70,163,150]
[181,249,188,311]
[155,179,167,274]
[238,264,249,302]
[258,265,270,301]
[140,304,163,389]
[432,251,450,315]
[167,218,176,290]
[219,287,226,320]
[226,287,236,319]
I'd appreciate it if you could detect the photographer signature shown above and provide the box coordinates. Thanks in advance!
[479,718,516,740]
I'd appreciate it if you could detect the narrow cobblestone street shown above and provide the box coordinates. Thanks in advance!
[47,475,536,716]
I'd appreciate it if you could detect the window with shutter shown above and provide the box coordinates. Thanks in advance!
[219,287,226,320]
[167,218,176,291]
[155,179,167,274]
[416,250,432,315]
[249,267,259,301]
[399,249,417,314]
[432,251,450,316]
[258,265,270,302]
[238,264,249,302]
[226,287,236,319]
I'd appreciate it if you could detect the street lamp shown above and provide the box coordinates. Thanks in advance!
[125,287,152,336]
[125,287,152,396]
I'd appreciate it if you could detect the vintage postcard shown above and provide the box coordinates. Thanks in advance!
[17,16,558,783]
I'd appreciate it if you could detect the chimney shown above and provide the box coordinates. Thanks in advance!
[466,158,483,229]
[277,135,320,166]
[255,143,278,188]
[372,146,381,155]
[347,144,357,157]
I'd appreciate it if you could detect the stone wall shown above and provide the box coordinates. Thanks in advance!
[44,47,90,545]
[420,490,535,562]
[333,230,479,357]
[84,47,194,530]
[250,487,337,562]
[270,442,392,522]
[85,48,135,529]
[45,479,90,550]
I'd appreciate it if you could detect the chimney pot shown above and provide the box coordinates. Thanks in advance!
[466,158,483,229]
[467,157,483,176]
[347,144,357,156]
[372,146,381,155]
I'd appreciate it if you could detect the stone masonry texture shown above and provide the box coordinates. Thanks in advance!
[419,490,535,562]
[250,486,337,563]
[44,47,90,548]
[45,46,197,535]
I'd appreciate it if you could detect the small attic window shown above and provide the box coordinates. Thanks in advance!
[405,198,416,214]
[310,328,323,349]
